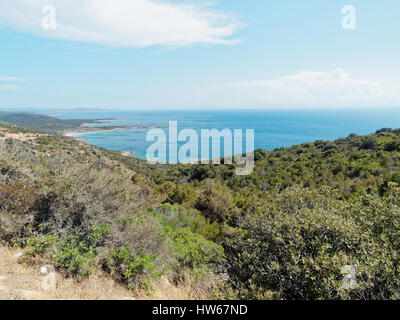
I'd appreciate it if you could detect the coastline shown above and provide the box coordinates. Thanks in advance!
[63,125,164,137]
[63,124,164,158]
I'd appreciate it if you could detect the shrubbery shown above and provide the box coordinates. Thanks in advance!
[0,133,223,295]
[195,179,233,222]
[4,124,400,299]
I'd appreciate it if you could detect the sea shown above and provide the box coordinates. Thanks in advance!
[54,108,400,160]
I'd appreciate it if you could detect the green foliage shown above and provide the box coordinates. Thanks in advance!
[164,226,224,270]
[106,247,160,291]
[195,179,233,222]
[155,203,225,274]
[156,203,222,242]
[25,234,58,255]
[0,112,133,134]
[190,165,217,181]
[379,174,400,196]
[224,186,400,299]
[5,123,400,299]
[384,140,400,152]
[158,182,197,205]
[53,236,98,278]
[53,225,110,278]
[254,149,268,161]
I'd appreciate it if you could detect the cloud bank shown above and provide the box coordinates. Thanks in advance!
[0,0,244,47]
[208,68,397,107]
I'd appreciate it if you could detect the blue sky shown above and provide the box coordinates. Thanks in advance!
[0,0,399,110]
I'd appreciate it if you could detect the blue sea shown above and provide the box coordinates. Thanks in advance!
[55,108,400,160]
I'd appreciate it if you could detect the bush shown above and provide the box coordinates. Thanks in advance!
[190,165,217,181]
[361,137,378,150]
[158,182,197,205]
[384,141,400,152]
[254,149,268,161]
[223,187,400,299]
[165,226,224,270]
[195,180,233,222]
[156,204,222,242]
[106,247,161,291]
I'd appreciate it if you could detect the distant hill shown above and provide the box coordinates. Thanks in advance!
[0,113,89,132]
[0,112,132,134]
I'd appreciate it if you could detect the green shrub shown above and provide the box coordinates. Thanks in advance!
[106,247,161,291]
[384,141,400,152]
[157,204,222,242]
[361,137,378,150]
[25,234,58,255]
[158,182,197,205]
[165,226,224,270]
[195,180,233,222]
[224,187,400,299]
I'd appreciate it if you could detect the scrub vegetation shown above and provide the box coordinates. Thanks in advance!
[2,121,400,299]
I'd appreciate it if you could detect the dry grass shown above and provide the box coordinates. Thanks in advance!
[135,272,219,301]
[0,128,47,143]
[0,245,135,300]
[0,245,214,300]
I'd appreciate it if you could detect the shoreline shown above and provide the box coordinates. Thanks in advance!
[63,125,164,158]
[63,125,164,137]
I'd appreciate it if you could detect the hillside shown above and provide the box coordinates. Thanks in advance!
[0,112,144,134]
[2,122,400,299]
[0,123,222,299]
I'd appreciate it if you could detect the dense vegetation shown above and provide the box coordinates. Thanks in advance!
[0,124,223,295]
[2,122,400,299]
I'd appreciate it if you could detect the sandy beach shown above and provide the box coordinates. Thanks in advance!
[63,125,164,137]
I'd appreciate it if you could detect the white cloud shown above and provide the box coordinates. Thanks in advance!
[0,77,25,82]
[0,76,26,91]
[0,84,23,91]
[208,68,397,107]
[0,0,244,48]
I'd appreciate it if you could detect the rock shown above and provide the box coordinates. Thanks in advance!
[0,275,6,282]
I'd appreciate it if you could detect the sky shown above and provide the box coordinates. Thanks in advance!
[0,0,399,110]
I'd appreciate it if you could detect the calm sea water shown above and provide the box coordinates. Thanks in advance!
[56,109,400,160]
